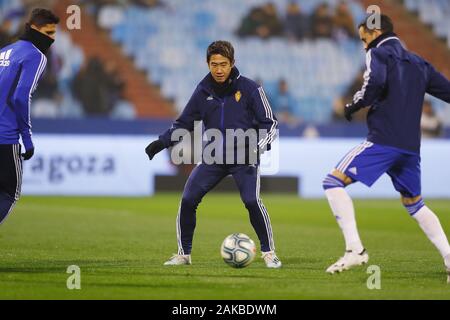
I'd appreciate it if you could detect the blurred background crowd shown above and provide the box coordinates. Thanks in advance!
[1,0,449,138]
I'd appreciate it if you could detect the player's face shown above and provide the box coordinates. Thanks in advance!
[32,23,57,40]
[208,54,234,83]
[358,27,382,50]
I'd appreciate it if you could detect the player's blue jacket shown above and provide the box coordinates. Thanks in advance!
[353,32,450,154]
[0,40,47,151]
[159,67,277,162]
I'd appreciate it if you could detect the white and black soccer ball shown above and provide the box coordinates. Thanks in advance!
[220,233,256,268]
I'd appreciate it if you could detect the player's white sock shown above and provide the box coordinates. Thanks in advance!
[325,187,364,253]
[413,206,450,259]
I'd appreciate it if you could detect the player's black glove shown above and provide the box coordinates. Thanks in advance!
[145,139,165,160]
[344,103,361,122]
[21,147,34,161]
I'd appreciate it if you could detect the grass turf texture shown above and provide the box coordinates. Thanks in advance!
[0,194,449,300]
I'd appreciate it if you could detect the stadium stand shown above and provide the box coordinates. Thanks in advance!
[107,0,367,123]
[404,0,450,48]
[1,0,449,128]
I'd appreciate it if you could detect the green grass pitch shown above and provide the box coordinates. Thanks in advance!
[0,193,449,300]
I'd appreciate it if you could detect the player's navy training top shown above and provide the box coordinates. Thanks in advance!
[353,32,450,154]
[159,67,278,162]
[0,40,47,151]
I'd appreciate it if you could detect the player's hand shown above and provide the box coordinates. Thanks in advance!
[145,139,165,160]
[344,103,361,122]
[21,147,34,161]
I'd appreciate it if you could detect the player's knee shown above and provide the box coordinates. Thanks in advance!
[181,193,202,209]
[322,174,346,190]
[242,197,259,210]
[402,196,425,216]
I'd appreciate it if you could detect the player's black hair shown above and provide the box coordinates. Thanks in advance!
[28,8,60,28]
[358,14,394,33]
[206,41,235,64]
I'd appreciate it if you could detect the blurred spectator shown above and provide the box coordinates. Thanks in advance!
[71,57,135,118]
[236,6,263,37]
[237,2,283,39]
[72,58,112,116]
[311,3,333,39]
[259,3,284,38]
[238,1,360,43]
[421,101,443,138]
[104,60,126,109]
[271,79,299,126]
[333,1,357,39]
[284,2,310,41]
[104,60,136,119]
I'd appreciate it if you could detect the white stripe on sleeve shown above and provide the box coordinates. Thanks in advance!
[257,87,278,149]
[353,50,372,104]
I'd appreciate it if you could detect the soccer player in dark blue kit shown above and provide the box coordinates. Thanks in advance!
[323,15,450,281]
[0,9,59,226]
[145,41,282,268]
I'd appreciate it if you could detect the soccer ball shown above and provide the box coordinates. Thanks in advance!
[220,233,256,268]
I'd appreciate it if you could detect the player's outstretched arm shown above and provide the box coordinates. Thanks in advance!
[11,52,47,160]
[426,64,450,103]
[251,86,278,152]
[145,88,201,160]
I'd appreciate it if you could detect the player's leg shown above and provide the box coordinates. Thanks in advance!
[323,170,368,273]
[323,169,364,253]
[389,155,450,280]
[323,142,393,273]
[231,165,281,268]
[164,164,227,265]
[403,195,450,271]
[0,144,22,226]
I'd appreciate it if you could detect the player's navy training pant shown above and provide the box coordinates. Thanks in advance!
[176,163,275,255]
[0,144,22,225]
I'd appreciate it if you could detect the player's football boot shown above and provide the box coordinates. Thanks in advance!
[163,254,192,266]
[262,251,282,269]
[326,249,369,274]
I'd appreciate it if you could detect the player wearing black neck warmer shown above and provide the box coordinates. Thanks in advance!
[0,8,59,226]
[20,22,55,54]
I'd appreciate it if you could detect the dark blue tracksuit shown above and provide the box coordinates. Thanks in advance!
[159,67,278,254]
[327,32,450,201]
[352,32,450,154]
